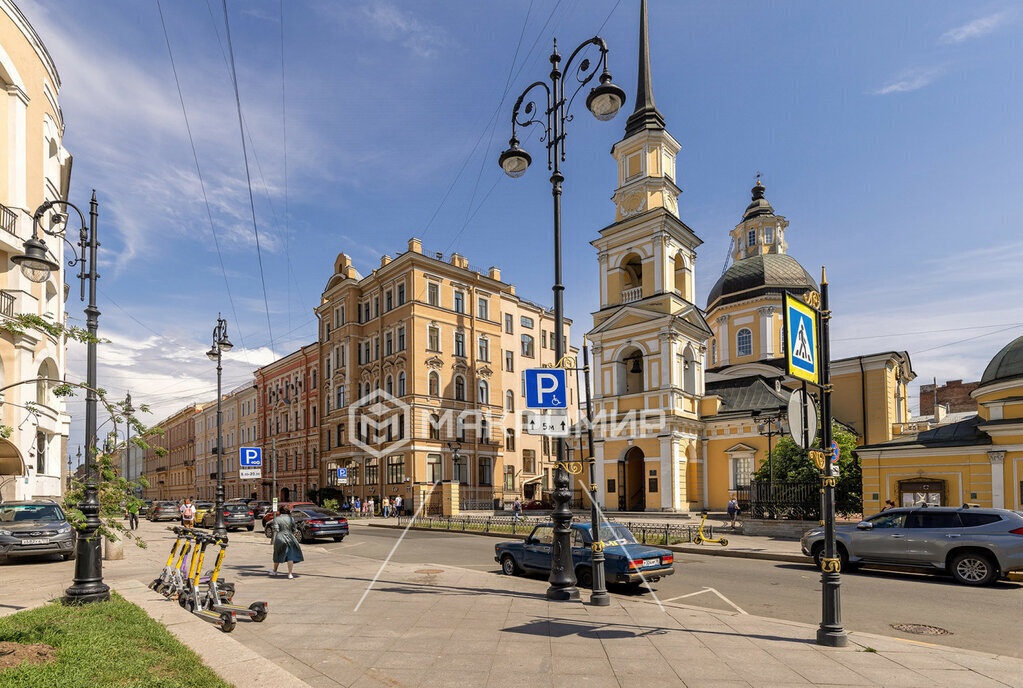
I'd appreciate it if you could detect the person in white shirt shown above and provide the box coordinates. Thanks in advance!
[180,497,196,527]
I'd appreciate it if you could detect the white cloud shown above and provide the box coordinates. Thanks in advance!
[362,2,448,58]
[874,66,944,95]
[941,10,1013,44]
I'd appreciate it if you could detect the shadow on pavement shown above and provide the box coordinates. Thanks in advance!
[773,562,1023,589]
[502,616,817,645]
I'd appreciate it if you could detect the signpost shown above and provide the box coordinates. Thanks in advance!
[525,411,570,437]
[784,293,820,385]
[336,467,348,485]
[239,447,261,480]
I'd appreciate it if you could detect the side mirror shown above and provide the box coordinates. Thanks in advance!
[856,521,873,530]
[525,536,537,545]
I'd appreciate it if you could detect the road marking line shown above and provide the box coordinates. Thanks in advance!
[353,482,438,612]
[707,587,748,615]
[661,587,714,603]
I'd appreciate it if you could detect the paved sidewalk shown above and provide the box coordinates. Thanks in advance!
[2,522,1021,687]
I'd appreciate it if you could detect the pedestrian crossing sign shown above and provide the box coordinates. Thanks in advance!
[784,293,820,385]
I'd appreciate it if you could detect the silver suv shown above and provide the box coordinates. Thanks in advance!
[801,506,1023,585]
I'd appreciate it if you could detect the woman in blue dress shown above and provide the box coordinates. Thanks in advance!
[270,504,304,578]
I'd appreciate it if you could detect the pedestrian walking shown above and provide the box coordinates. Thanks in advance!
[355,497,361,516]
[512,498,522,522]
[393,495,402,517]
[382,497,390,518]
[367,497,375,517]
[270,504,304,579]
[727,496,741,529]
[126,500,140,530]
[180,497,196,528]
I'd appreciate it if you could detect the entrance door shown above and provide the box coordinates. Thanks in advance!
[623,447,645,511]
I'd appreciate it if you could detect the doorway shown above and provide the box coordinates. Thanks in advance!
[623,447,646,511]
[281,487,291,502]
[898,478,945,507]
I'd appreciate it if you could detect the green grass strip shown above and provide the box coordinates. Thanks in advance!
[0,592,230,688]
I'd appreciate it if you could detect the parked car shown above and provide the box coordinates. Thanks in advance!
[191,502,214,525]
[0,500,76,563]
[260,502,316,528]
[249,501,271,520]
[264,507,348,542]
[200,503,255,531]
[495,522,675,588]
[801,505,1023,586]
[147,501,180,522]
[521,499,552,511]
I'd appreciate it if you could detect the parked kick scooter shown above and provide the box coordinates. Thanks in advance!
[149,526,186,592]
[200,534,268,622]
[178,533,236,632]
[158,528,195,598]
[693,510,728,546]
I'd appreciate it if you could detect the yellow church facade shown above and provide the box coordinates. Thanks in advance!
[587,4,916,513]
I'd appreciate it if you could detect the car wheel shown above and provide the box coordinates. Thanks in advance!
[247,525,254,532]
[812,544,850,572]
[576,566,593,588]
[299,529,308,544]
[950,551,997,586]
[500,554,520,576]
[264,525,273,539]
[333,536,345,542]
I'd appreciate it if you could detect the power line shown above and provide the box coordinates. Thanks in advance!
[220,0,276,357]
[834,322,1023,343]
[280,0,292,334]
[155,0,250,365]
[912,323,1023,356]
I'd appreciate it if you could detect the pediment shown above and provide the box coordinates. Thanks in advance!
[724,442,757,454]
[425,356,445,370]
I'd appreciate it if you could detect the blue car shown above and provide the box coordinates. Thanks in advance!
[495,522,675,588]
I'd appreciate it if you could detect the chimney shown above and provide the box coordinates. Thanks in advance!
[408,237,422,254]
[488,266,501,281]
[381,255,392,267]
[934,403,948,423]
[450,253,468,269]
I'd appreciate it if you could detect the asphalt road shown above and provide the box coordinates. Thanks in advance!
[313,523,1023,658]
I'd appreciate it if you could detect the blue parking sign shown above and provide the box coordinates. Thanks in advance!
[337,467,347,479]
[240,447,262,467]
[525,369,567,409]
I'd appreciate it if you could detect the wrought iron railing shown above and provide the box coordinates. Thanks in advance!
[395,514,709,545]
[736,480,820,520]
[0,203,16,236]
[0,291,14,318]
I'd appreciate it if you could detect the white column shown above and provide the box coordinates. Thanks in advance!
[701,437,710,509]
[716,315,730,366]
[594,441,605,509]
[7,85,28,210]
[659,435,671,512]
[598,251,609,307]
[758,306,776,357]
[989,450,1005,509]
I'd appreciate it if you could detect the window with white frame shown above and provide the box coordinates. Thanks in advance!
[454,376,465,401]
[477,297,489,320]
[520,315,534,329]
[764,225,774,244]
[478,380,489,404]
[478,337,489,361]
[454,331,465,357]
[504,313,513,333]
[731,453,754,489]
[736,328,753,358]
[427,454,443,482]
[454,290,465,313]
[505,390,514,411]
[504,350,514,372]
[427,283,439,306]
[428,325,440,351]
[398,371,406,397]
[521,334,534,358]
[747,229,756,247]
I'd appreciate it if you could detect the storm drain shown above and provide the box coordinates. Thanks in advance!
[415,569,445,575]
[890,623,951,636]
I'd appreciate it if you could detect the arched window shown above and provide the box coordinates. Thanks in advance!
[505,390,514,411]
[397,371,406,397]
[36,431,46,473]
[429,371,440,396]
[672,253,689,300]
[683,345,697,394]
[429,414,441,440]
[620,348,644,394]
[480,417,489,443]
[478,380,489,404]
[385,375,394,395]
[736,328,753,358]
[505,428,515,450]
[454,376,465,401]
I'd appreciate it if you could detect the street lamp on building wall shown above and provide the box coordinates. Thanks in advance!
[206,315,233,539]
[498,37,624,602]
[14,192,109,604]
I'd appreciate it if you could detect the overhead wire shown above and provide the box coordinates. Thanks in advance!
[220,0,276,358]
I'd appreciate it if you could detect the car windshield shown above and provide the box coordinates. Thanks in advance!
[595,525,637,545]
[304,509,340,519]
[0,504,66,522]
[225,504,249,512]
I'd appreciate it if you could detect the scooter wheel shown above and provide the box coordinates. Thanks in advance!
[178,595,187,609]
[219,613,236,633]
[719,538,729,546]
[249,602,268,622]
[693,535,703,545]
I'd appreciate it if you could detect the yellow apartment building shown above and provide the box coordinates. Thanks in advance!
[195,382,259,502]
[0,0,72,500]
[142,404,200,501]
[315,240,576,511]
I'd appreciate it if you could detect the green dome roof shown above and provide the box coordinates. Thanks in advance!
[707,254,818,310]
[980,335,1023,387]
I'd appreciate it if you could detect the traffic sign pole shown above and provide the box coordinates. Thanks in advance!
[816,269,847,647]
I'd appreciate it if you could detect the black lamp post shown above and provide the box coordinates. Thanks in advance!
[14,192,109,604]
[499,36,625,601]
[123,392,134,490]
[207,315,233,539]
[754,412,784,491]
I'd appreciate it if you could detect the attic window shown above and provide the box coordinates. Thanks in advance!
[747,229,756,247]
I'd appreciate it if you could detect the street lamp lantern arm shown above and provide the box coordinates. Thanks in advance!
[510,80,553,140]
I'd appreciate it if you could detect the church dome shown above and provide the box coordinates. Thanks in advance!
[742,180,774,222]
[979,335,1023,387]
[707,253,819,310]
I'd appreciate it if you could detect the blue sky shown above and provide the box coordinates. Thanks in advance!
[18,1,1022,453]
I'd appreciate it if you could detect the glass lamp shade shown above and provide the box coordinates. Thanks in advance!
[586,78,626,121]
[12,237,59,283]
[498,145,531,178]
[206,347,219,361]
[218,336,233,352]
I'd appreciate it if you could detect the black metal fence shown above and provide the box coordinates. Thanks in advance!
[735,480,820,520]
[395,514,710,546]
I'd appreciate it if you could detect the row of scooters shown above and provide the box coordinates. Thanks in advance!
[148,526,268,633]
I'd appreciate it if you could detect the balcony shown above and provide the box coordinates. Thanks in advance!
[621,287,643,304]
[0,203,16,237]
[0,291,13,318]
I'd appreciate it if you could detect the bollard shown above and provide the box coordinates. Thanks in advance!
[664,524,670,546]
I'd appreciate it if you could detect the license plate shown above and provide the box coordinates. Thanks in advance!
[21,539,49,545]
[325,520,337,525]
[642,558,660,568]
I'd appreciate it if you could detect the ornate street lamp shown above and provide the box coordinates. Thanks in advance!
[14,192,109,604]
[207,315,233,539]
[499,36,625,602]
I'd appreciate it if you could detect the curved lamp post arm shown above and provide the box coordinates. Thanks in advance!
[507,80,553,171]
